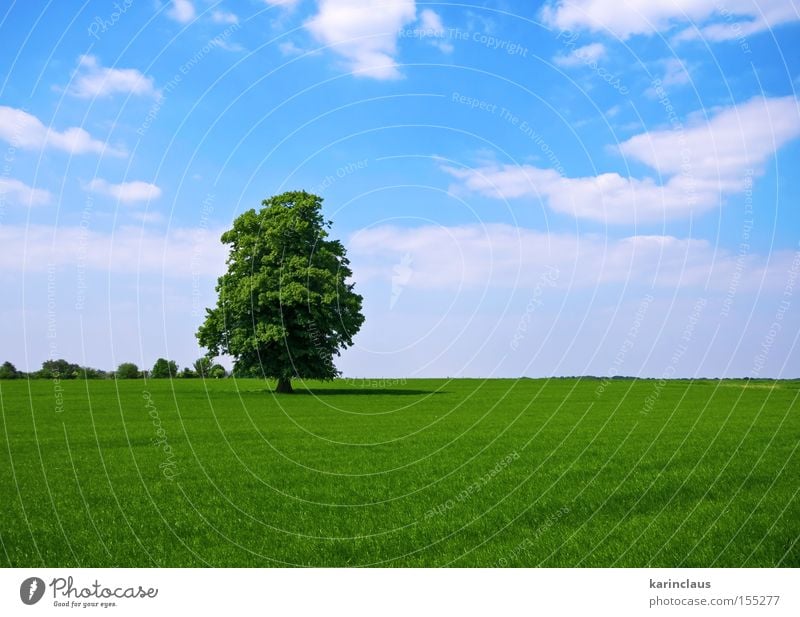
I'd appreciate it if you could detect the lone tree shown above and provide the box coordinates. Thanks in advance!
[197,191,364,393]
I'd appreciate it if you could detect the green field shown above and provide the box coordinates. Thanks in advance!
[1,377,797,567]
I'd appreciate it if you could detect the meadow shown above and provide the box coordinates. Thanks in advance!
[1,377,797,567]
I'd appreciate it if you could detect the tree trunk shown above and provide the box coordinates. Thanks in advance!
[276,377,293,393]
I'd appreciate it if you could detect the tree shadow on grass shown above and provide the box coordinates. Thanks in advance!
[290,388,445,396]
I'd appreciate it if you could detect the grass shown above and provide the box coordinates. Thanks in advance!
[0,377,798,567]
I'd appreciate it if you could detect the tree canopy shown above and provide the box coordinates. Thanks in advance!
[197,191,364,392]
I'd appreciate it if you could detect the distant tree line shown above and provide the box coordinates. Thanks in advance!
[0,358,228,380]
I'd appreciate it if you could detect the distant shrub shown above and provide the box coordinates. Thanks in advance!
[210,364,227,379]
[116,363,140,379]
[38,359,81,379]
[0,361,19,379]
[151,358,179,378]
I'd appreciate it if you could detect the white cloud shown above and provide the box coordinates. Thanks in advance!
[619,95,800,190]
[66,55,158,99]
[444,96,800,223]
[0,106,126,157]
[443,163,711,223]
[553,42,606,67]
[0,223,226,277]
[264,0,300,6]
[211,10,239,25]
[279,40,305,56]
[419,8,444,34]
[130,211,166,224]
[349,223,795,292]
[86,179,162,203]
[656,57,691,88]
[0,178,52,206]
[167,0,196,24]
[541,0,800,40]
[415,8,453,53]
[211,38,245,52]
[305,0,416,79]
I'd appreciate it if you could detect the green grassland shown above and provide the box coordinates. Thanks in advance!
[1,377,797,567]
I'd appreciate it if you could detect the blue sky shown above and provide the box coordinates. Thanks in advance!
[1,0,799,378]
